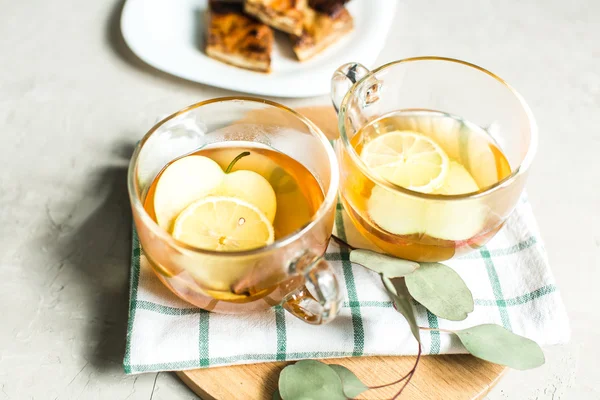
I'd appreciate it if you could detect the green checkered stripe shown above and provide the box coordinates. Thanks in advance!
[124,199,569,374]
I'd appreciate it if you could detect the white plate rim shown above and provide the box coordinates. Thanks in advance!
[120,0,397,98]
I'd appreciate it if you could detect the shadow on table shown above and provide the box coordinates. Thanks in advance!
[46,140,203,400]
[105,0,236,96]
[49,141,135,370]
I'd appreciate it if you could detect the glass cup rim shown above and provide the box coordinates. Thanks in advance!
[338,56,539,201]
[127,96,340,257]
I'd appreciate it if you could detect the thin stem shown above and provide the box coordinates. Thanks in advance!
[418,326,456,334]
[225,151,250,173]
[392,343,422,399]
[330,234,357,250]
[367,343,421,391]
[367,373,410,390]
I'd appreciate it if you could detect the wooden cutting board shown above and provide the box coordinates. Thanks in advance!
[177,355,505,399]
[177,106,506,399]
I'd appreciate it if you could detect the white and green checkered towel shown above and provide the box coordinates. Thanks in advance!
[123,197,569,374]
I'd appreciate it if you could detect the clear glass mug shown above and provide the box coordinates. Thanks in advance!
[331,57,538,262]
[127,97,342,324]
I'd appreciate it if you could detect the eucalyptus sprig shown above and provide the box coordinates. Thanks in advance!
[272,235,545,400]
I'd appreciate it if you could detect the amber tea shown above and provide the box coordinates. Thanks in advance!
[139,142,325,305]
[339,110,512,261]
[144,143,324,248]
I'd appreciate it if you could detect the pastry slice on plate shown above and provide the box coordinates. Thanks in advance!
[307,0,350,17]
[290,3,353,61]
[244,0,307,35]
[206,0,274,72]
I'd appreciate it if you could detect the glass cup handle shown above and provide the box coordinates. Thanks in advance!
[282,258,343,325]
[331,62,372,113]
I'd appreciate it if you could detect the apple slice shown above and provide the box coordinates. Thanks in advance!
[153,152,277,233]
[426,161,486,240]
[367,186,426,237]
[433,161,479,195]
[154,156,224,231]
[367,161,487,241]
[215,170,276,223]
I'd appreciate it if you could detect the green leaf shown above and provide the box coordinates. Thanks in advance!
[455,324,545,370]
[382,277,420,342]
[329,365,368,398]
[272,389,282,400]
[279,360,347,400]
[404,262,474,321]
[350,249,419,278]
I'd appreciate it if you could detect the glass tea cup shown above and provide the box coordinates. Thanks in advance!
[127,97,341,324]
[331,57,537,262]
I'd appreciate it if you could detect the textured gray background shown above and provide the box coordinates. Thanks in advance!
[0,0,598,398]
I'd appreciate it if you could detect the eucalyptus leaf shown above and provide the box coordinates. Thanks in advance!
[455,324,545,370]
[404,262,474,321]
[382,277,420,342]
[329,365,368,398]
[272,389,282,400]
[279,360,346,400]
[350,249,419,278]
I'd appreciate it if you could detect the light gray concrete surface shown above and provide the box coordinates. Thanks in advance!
[0,0,598,399]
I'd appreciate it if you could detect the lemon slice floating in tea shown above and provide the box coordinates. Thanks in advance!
[172,196,275,251]
[360,131,450,193]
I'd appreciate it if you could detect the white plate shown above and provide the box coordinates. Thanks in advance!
[121,0,396,97]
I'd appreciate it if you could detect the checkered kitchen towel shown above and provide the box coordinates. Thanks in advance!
[123,197,569,374]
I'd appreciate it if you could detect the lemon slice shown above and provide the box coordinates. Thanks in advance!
[172,196,275,251]
[361,131,450,193]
